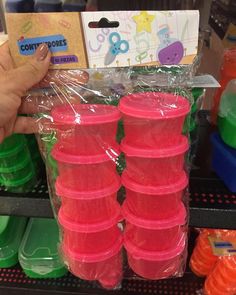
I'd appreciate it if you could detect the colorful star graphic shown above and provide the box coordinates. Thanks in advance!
[132,11,155,33]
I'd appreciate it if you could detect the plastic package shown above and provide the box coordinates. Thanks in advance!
[211,132,236,192]
[190,229,236,295]
[0,216,27,268]
[26,64,195,289]
[205,257,236,295]
[19,218,67,278]
[211,48,236,125]
[218,80,236,148]
[0,134,40,193]
[190,229,218,277]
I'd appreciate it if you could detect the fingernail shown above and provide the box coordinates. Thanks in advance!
[35,43,49,61]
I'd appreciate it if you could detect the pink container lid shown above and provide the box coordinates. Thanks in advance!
[121,136,189,158]
[122,171,188,195]
[58,207,122,233]
[122,202,186,229]
[52,143,120,164]
[56,176,121,200]
[62,236,123,263]
[124,236,185,261]
[52,104,121,125]
[119,92,190,119]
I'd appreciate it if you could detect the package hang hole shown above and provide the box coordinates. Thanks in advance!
[88,18,119,29]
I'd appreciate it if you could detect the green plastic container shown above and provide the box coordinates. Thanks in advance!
[0,134,40,193]
[0,156,35,183]
[191,102,197,114]
[0,141,31,170]
[25,134,44,176]
[4,171,38,193]
[0,134,26,154]
[0,216,27,268]
[19,218,67,279]
[192,88,204,102]
[218,80,236,148]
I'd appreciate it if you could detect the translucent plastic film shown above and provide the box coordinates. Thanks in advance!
[190,229,236,295]
[27,65,197,289]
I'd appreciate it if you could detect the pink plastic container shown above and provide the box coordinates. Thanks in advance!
[119,92,190,148]
[123,202,186,251]
[122,171,188,220]
[58,208,122,254]
[62,237,123,289]
[124,237,185,280]
[56,176,121,223]
[51,104,121,156]
[52,144,120,191]
[121,136,189,186]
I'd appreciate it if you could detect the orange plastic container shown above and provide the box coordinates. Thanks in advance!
[190,231,217,277]
[204,258,236,295]
[211,49,236,125]
[204,274,233,295]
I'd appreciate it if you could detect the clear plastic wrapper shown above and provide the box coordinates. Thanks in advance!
[26,65,196,289]
[190,229,236,295]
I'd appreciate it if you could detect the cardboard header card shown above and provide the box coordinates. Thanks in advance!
[6,12,87,69]
[6,10,199,69]
[82,10,199,68]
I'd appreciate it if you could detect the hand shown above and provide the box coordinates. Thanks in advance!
[0,43,51,143]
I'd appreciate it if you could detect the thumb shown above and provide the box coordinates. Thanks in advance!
[5,43,51,95]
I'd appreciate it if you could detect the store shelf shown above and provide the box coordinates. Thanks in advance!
[0,111,235,229]
[0,231,204,295]
[0,267,204,295]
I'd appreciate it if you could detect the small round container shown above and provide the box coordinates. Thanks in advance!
[51,104,121,156]
[0,142,31,170]
[189,231,218,277]
[190,250,217,277]
[122,171,188,220]
[204,273,232,295]
[210,263,236,291]
[0,134,26,153]
[123,202,186,251]
[119,92,190,148]
[0,157,35,183]
[4,171,38,193]
[58,208,122,254]
[124,237,185,280]
[52,144,120,191]
[56,176,121,223]
[62,237,123,290]
[212,257,236,291]
[121,136,188,186]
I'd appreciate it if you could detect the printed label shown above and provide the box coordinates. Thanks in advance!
[209,236,236,256]
[18,34,68,56]
[51,55,78,64]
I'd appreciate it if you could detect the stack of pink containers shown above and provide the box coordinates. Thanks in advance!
[51,104,123,289]
[119,92,190,280]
